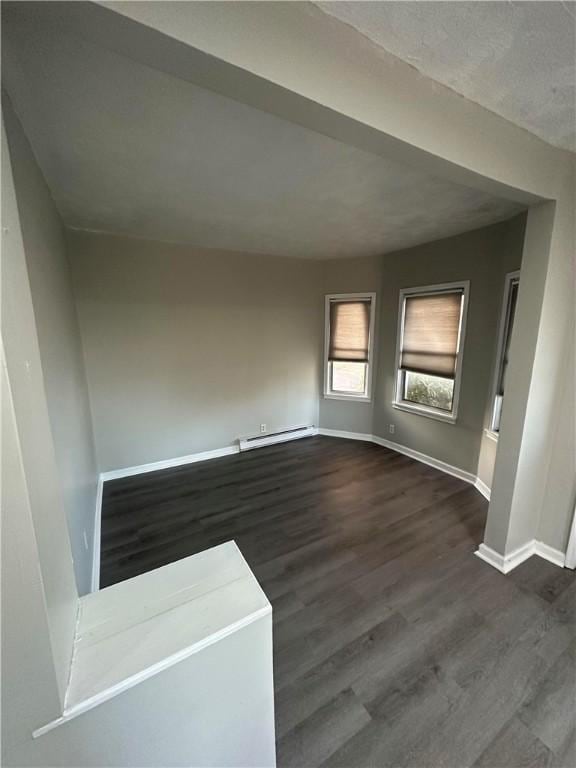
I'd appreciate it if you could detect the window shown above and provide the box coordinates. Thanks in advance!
[324,293,376,400]
[393,282,469,422]
[489,272,520,435]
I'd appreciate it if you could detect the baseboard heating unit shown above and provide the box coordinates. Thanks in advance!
[239,425,316,451]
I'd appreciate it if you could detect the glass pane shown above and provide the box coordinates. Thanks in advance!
[331,361,367,395]
[403,371,454,412]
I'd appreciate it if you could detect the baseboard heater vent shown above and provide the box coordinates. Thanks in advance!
[239,425,316,452]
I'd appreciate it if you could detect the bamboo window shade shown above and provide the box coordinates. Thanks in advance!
[400,291,463,378]
[328,299,371,363]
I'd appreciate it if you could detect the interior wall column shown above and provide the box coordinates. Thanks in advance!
[484,177,575,557]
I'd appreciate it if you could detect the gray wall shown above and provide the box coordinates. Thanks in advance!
[3,112,277,767]
[69,218,525,480]
[319,254,381,435]
[318,217,526,477]
[538,318,575,551]
[476,218,526,490]
[143,0,572,562]
[373,217,526,475]
[3,4,573,764]
[4,101,98,596]
[486,195,575,557]
[2,112,78,751]
[6,612,275,768]
[68,230,323,472]
[534,187,575,555]
[1,339,66,762]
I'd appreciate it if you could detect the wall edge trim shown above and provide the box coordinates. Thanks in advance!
[474,477,492,501]
[533,540,566,568]
[90,476,103,593]
[318,428,566,572]
[371,434,476,484]
[317,428,373,443]
[475,539,566,574]
[317,427,476,484]
[91,429,566,593]
[475,541,534,573]
[100,445,241,481]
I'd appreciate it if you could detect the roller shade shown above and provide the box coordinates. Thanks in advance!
[400,291,463,378]
[328,299,371,363]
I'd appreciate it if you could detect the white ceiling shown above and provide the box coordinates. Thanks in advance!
[317,1,576,153]
[3,3,524,260]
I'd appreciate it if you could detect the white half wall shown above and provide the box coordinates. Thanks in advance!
[15,614,275,768]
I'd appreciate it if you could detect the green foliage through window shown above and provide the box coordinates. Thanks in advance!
[404,371,454,412]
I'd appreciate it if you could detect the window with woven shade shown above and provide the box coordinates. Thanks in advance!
[324,294,376,400]
[394,282,468,420]
[490,272,520,434]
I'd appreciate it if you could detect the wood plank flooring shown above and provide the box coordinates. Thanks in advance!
[101,436,575,768]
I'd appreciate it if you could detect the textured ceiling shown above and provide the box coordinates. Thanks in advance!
[317,1,576,153]
[3,3,523,259]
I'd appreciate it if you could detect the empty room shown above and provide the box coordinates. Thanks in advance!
[2,2,575,767]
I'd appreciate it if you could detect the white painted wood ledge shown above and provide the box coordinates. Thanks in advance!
[35,542,271,738]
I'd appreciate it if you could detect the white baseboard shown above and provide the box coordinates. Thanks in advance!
[92,445,240,592]
[318,428,373,443]
[371,434,476,485]
[534,540,566,568]
[318,427,475,485]
[91,432,316,591]
[91,476,103,593]
[474,477,491,501]
[100,445,240,482]
[90,429,566,592]
[475,541,534,574]
[475,539,566,574]
[319,428,568,574]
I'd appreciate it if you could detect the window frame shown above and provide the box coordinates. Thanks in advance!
[393,281,470,424]
[487,270,520,439]
[323,292,377,402]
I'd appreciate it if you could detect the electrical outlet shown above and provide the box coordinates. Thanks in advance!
[260,423,267,434]
[389,424,395,434]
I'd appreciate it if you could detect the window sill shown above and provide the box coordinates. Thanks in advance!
[392,401,457,424]
[484,429,499,443]
[324,393,372,403]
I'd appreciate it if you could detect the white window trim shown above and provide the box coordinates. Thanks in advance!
[392,281,470,424]
[488,270,520,436]
[323,292,377,402]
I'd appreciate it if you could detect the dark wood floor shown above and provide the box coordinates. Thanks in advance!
[101,436,575,768]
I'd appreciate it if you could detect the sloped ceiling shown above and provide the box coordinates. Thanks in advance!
[2,2,525,259]
[317,1,576,153]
